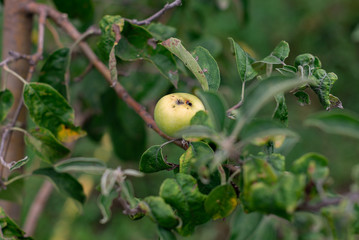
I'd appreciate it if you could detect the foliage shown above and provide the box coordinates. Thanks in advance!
[1,0,359,239]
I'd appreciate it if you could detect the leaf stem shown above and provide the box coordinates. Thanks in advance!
[10,127,30,136]
[4,173,31,185]
[266,63,273,76]
[227,168,241,183]
[217,164,226,185]
[226,81,246,117]
[2,65,28,85]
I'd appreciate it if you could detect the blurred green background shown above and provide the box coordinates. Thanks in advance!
[1,0,359,239]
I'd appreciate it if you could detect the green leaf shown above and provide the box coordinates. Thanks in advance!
[52,0,94,28]
[0,176,24,203]
[142,196,179,229]
[273,93,288,126]
[259,41,290,65]
[310,69,338,109]
[9,157,30,171]
[97,189,118,224]
[160,173,210,235]
[291,153,329,181]
[54,157,106,174]
[195,90,226,131]
[276,65,297,77]
[25,127,70,163]
[0,207,33,240]
[230,207,264,240]
[293,212,331,239]
[98,17,178,87]
[139,145,172,173]
[192,46,221,91]
[305,110,359,140]
[204,184,237,220]
[240,119,298,146]
[100,169,117,196]
[229,38,257,82]
[0,89,13,122]
[294,91,311,106]
[175,125,217,140]
[118,23,178,87]
[231,207,298,240]
[38,48,69,97]
[158,226,177,240]
[33,167,86,204]
[253,152,286,172]
[328,94,343,110]
[179,142,214,175]
[161,38,208,90]
[101,89,146,161]
[190,110,213,129]
[321,201,356,240]
[179,142,220,194]
[295,54,321,77]
[146,23,177,41]
[242,158,305,218]
[234,76,311,133]
[23,82,85,142]
[294,53,316,68]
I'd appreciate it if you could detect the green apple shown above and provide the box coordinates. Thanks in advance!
[154,93,205,137]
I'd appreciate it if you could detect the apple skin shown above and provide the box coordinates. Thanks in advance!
[154,93,205,137]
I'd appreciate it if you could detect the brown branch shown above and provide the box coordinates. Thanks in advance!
[23,2,185,149]
[296,192,359,212]
[0,51,30,67]
[125,0,182,26]
[23,181,53,236]
[0,10,48,173]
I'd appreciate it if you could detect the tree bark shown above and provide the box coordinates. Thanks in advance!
[0,0,33,220]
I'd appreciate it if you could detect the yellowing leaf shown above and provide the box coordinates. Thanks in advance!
[57,124,86,143]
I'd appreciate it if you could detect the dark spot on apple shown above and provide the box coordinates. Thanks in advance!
[185,100,192,106]
[172,105,175,108]
[176,99,184,105]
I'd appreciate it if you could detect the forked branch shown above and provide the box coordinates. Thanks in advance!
[23,2,185,149]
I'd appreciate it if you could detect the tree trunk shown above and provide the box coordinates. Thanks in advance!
[0,0,33,220]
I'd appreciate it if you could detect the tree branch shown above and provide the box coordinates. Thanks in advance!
[0,9,48,173]
[296,192,359,212]
[125,0,182,25]
[23,181,53,236]
[23,2,186,149]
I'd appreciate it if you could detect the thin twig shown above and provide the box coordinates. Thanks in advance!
[45,20,64,48]
[65,25,102,101]
[23,2,184,149]
[0,51,28,68]
[125,0,182,25]
[23,181,53,236]
[74,63,93,82]
[29,10,47,65]
[0,10,48,174]
[296,191,359,212]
